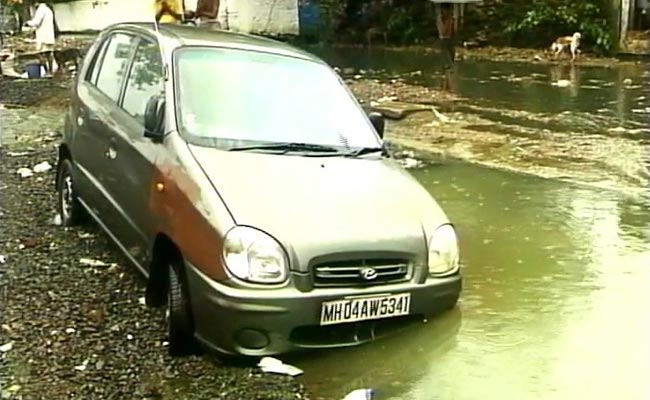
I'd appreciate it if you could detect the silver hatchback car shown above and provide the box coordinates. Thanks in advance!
[56,22,462,357]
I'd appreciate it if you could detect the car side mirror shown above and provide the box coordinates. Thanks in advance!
[144,94,165,142]
[369,112,385,139]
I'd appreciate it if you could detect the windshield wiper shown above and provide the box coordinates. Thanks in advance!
[346,146,387,158]
[229,142,342,154]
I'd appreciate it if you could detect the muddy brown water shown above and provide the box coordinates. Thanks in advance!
[308,46,650,195]
[285,47,650,399]
[290,162,650,400]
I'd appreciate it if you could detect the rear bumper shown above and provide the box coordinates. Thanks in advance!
[185,262,461,356]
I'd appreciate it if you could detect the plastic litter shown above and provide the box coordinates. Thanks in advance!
[258,357,303,377]
[343,389,375,400]
[79,258,111,268]
[552,79,572,87]
[50,214,63,226]
[0,255,6,264]
[33,161,52,173]
[17,167,33,178]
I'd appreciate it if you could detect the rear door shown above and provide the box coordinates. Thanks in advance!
[73,31,137,226]
[101,35,165,267]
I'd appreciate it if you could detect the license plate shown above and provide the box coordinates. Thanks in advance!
[320,293,411,326]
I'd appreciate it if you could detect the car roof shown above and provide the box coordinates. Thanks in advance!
[106,22,323,64]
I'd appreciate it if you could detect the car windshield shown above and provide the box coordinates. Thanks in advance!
[173,47,381,152]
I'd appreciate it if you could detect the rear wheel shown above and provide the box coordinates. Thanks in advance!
[56,158,86,226]
[166,258,199,357]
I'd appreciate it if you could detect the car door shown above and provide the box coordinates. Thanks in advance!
[72,31,137,222]
[102,35,165,267]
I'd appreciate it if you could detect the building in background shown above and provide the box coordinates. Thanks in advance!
[51,0,299,35]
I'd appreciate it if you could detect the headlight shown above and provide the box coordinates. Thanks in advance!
[223,226,288,284]
[428,224,460,276]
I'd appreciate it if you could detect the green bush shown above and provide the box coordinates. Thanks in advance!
[504,0,613,53]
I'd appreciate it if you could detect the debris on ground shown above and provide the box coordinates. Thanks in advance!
[343,388,376,400]
[0,342,14,352]
[78,258,113,268]
[49,213,62,226]
[552,79,572,87]
[16,167,33,178]
[0,255,6,264]
[32,161,52,173]
[258,357,304,377]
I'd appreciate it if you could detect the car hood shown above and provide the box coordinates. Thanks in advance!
[188,145,449,272]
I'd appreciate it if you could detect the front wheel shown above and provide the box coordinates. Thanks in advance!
[56,158,86,226]
[166,259,199,357]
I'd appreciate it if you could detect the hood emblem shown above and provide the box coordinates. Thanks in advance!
[360,267,378,281]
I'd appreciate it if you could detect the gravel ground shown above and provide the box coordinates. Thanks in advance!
[0,80,309,399]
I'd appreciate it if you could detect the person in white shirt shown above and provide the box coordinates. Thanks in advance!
[25,2,56,74]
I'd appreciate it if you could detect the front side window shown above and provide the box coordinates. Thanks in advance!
[122,39,164,124]
[95,33,135,102]
[174,47,381,151]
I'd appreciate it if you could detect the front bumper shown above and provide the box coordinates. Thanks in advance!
[185,262,461,356]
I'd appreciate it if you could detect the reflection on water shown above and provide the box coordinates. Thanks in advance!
[294,162,650,400]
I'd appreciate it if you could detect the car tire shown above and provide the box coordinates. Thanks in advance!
[56,158,86,226]
[167,258,199,357]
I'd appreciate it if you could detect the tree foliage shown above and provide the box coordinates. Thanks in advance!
[503,0,613,53]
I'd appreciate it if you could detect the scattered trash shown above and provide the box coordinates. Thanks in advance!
[74,359,89,372]
[258,357,303,377]
[552,79,572,87]
[623,78,633,86]
[431,107,450,123]
[79,258,111,268]
[343,389,375,400]
[401,157,423,169]
[354,74,362,80]
[16,167,33,178]
[0,255,5,264]
[77,232,93,239]
[138,297,146,306]
[65,328,76,334]
[50,214,63,226]
[4,385,22,394]
[32,161,52,173]
[7,151,31,157]
[95,359,105,370]
[533,55,543,61]
[0,342,13,352]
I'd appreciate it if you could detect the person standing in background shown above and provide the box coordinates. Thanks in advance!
[436,2,455,69]
[154,0,185,24]
[194,0,221,29]
[25,1,55,75]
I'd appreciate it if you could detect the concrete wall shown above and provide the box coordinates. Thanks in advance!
[52,0,299,35]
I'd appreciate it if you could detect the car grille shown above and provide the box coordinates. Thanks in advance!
[313,258,410,287]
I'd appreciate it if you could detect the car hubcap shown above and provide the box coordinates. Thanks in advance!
[61,174,74,220]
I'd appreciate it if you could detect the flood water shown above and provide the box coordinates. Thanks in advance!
[291,162,650,400]
[307,46,650,195]
[287,47,650,399]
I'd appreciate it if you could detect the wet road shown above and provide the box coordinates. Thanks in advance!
[291,161,650,400]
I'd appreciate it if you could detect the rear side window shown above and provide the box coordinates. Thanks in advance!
[122,40,164,124]
[95,33,135,102]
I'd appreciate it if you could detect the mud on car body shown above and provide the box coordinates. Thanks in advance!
[56,23,462,357]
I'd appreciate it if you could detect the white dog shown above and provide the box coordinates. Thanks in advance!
[550,32,581,61]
